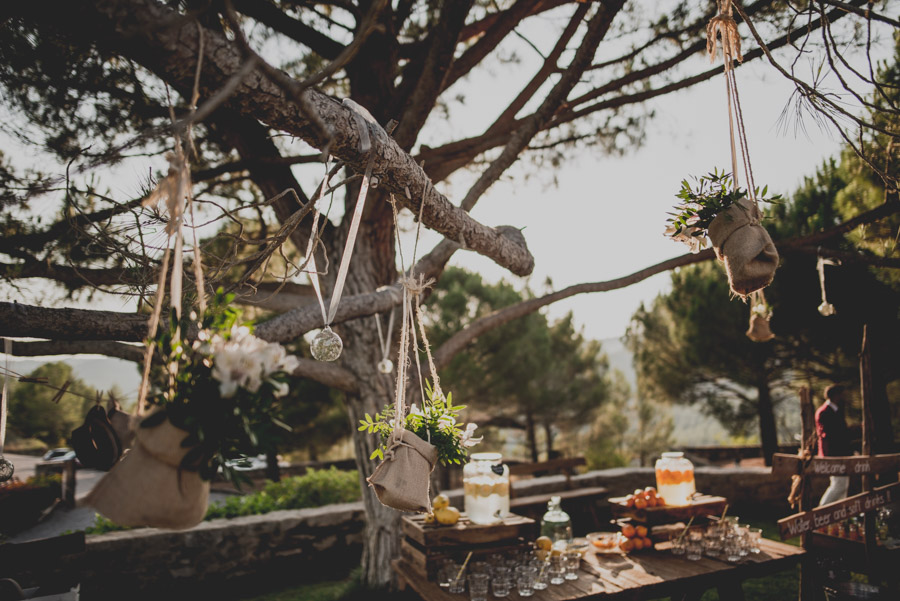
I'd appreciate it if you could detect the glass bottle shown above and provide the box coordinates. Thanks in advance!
[540,496,572,543]
[654,451,696,506]
[463,452,510,525]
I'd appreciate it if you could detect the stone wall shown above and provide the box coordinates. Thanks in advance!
[77,466,812,599]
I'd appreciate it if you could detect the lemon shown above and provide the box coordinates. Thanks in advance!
[423,513,436,524]
[535,536,553,551]
[435,506,461,525]
[432,494,450,510]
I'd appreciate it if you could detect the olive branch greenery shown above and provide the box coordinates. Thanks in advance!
[358,381,475,466]
[665,169,781,252]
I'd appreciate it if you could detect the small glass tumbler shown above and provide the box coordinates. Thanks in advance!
[448,572,467,594]
[468,573,489,601]
[725,541,742,563]
[516,566,537,597]
[686,540,703,561]
[549,556,565,585]
[533,563,550,590]
[563,550,581,581]
[491,572,512,598]
[438,560,459,588]
[670,532,686,556]
[747,527,762,553]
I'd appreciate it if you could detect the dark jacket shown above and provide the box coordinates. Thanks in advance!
[815,402,852,457]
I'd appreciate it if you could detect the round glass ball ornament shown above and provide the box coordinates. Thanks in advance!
[311,326,343,362]
[377,358,394,374]
[0,456,14,483]
[818,302,836,317]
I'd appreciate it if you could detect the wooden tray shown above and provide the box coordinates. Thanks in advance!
[608,494,727,525]
[401,512,536,547]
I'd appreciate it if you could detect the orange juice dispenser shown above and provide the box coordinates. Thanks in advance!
[655,451,696,506]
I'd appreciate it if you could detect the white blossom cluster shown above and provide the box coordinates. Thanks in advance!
[664,221,709,254]
[404,403,483,448]
[198,325,300,398]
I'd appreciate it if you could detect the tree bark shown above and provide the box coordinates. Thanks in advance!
[756,371,779,467]
[543,421,554,460]
[526,411,538,462]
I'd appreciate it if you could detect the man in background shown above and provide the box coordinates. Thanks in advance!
[816,384,853,506]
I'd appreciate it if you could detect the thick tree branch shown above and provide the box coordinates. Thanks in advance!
[14,0,535,277]
[231,0,345,60]
[3,339,146,363]
[392,0,475,150]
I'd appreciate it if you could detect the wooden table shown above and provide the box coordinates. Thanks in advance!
[394,538,804,601]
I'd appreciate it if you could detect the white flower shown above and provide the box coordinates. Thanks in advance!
[664,224,679,237]
[685,215,700,225]
[460,423,483,448]
[408,404,423,417]
[438,414,456,430]
[270,379,289,398]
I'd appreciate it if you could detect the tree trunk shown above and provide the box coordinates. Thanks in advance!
[756,372,778,466]
[265,450,281,482]
[543,421,554,459]
[526,411,538,462]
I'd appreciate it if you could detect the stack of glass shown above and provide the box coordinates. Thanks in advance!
[668,517,762,562]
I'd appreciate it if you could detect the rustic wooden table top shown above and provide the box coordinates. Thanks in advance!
[394,537,805,600]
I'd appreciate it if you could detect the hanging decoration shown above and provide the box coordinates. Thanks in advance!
[359,196,481,513]
[746,290,775,342]
[305,99,378,362]
[375,307,395,374]
[0,338,14,482]
[817,255,838,316]
[665,0,780,297]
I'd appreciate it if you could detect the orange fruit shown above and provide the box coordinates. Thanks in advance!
[619,539,634,553]
[631,537,644,550]
[621,524,636,539]
[641,537,653,550]
[634,497,648,509]
[656,496,666,506]
[644,486,657,497]
[635,525,648,538]
[634,489,644,497]
[645,496,657,508]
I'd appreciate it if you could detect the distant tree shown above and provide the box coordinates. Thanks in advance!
[8,362,97,447]
[425,267,616,461]
[626,387,676,468]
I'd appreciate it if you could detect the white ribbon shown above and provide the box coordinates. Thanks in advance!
[305,100,377,329]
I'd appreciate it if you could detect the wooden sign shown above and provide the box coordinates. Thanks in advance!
[778,481,900,539]
[772,453,900,478]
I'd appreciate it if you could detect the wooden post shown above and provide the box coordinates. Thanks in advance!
[798,386,817,601]
[859,326,879,579]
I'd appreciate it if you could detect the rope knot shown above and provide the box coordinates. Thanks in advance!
[707,0,743,69]
[401,274,435,298]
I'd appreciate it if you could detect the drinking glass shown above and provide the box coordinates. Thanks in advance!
[725,540,742,562]
[533,563,550,590]
[686,540,703,561]
[448,571,466,594]
[471,561,490,575]
[491,570,512,598]
[438,560,459,588]
[563,549,581,580]
[549,556,565,585]
[747,527,762,553]
[468,573,489,601]
[515,566,537,597]
[670,532,686,556]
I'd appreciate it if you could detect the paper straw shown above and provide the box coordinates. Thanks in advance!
[677,516,696,544]
[456,551,473,583]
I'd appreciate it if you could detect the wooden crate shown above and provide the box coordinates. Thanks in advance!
[400,513,537,578]
[608,494,727,525]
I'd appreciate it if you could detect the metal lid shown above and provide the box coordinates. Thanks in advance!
[470,452,502,462]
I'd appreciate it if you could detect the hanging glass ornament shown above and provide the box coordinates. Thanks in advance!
[0,455,13,482]
[818,302,836,317]
[311,327,343,362]
[377,358,394,374]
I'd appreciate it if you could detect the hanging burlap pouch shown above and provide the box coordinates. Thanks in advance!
[84,412,209,529]
[746,313,775,342]
[707,198,779,295]
[367,429,438,513]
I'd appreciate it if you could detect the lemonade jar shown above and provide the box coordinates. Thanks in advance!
[655,452,696,506]
[463,452,510,524]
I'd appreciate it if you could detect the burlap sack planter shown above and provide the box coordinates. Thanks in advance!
[707,198,779,296]
[367,429,438,513]
[746,313,775,342]
[85,412,209,530]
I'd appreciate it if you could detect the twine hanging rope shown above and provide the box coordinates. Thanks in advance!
[389,192,441,439]
[708,0,757,205]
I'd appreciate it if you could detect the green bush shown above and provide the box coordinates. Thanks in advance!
[85,468,360,533]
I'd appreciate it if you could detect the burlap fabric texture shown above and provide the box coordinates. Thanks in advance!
[85,412,209,529]
[367,429,438,513]
[746,313,775,342]
[707,198,779,296]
